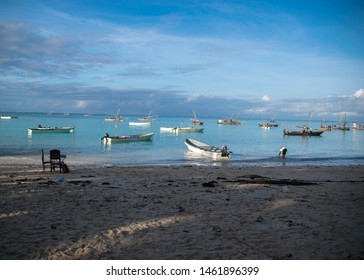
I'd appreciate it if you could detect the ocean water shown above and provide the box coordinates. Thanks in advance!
[0,112,363,166]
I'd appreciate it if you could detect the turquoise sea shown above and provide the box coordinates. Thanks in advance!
[0,112,363,166]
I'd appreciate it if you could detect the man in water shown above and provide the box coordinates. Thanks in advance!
[279,146,287,158]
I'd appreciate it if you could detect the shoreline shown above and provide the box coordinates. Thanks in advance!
[0,163,363,260]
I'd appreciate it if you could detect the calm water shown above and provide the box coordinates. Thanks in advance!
[0,112,363,166]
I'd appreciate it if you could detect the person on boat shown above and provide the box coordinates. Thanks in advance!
[101,133,110,140]
[37,124,42,128]
[278,146,287,158]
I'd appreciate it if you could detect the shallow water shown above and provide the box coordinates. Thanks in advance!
[0,112,363,166]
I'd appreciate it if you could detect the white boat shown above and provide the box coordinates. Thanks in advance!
[352,123,364,130]
[28,126,75,135]
[184,138,231,160]
[1,115,18,119]
[101,132,154,144]
[160,127,204,133]
[129,121,151,126]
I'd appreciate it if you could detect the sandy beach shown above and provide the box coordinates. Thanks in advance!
[0,158,363,260]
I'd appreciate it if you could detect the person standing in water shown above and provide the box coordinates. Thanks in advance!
[279,146,287,158]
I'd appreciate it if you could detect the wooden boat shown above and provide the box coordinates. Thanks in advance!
[218,112,242,125]
[160,127,204,133]
[283,127,323,136]
[28,126,75,135]
[102,132,154,144]
[129,121,151,126]
[1,115,18,119]
[284,111,323,136]
[191,110,203,125]
[184,138,231,160]
[352,123,364,130]
[332,114,350,131]
[217,118,241,125]
[105,109,126,122]
[259,115,279,128]
[138,111,158,122]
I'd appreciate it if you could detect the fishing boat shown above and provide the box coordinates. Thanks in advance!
[332,114,350,131]
[217,113,242,125]
[283,126,324,136]
[129,121,151,126]
[284,111,323,136]
[105,109,126,122]
[138,111,158,122]
[191,110,203,125]
[184,138,231,160]
[259,115,279,128]
[160,127,204,133]
[1,115,18,119]
[352,123,364,130]
[28,125,75,135]
[101,132,154,144]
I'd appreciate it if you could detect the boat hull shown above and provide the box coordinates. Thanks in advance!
[129,122,151,126]
[103,132,154,144]
[160,127,204,133]
[28,127,75,134]
[283,129,323,136]
[184,138,230,160]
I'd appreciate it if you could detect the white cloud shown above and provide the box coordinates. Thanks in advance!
[262,95,270,101]
[354,88,364,98]
[187,93,202,102]
[75,100,89,109]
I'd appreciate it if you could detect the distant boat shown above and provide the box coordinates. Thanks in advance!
[352,123,364,130]
[101,132,154,144]
[283,126,323,136]
[184,138,231,160]
[64,112,70,116]
[259,115,279,128]
[160,127,204,133]
[1,115,18,119]
[105,109,126,122]
[217,113,242,125]
[284,111,323,136]
[129,121,151,126]
[191,110,203,125]
[138,111,158,122]
[28,125,75,135]
[84,112,92,117]
[320,115,332,131]
[332,114,350,131]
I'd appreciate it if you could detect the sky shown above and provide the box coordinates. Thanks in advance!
[0,0,364,120]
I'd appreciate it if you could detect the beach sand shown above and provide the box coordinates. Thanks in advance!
[0,159,363,260]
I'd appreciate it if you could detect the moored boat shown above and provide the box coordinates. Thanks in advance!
[138,111,158,122]
[101,132,154,144]
[352,123,364,130]
[283,127,323,136]
[129,121,151,126]
[1,115,18,119]
[184,138,231,160]
[28,125,75,135]
[191,110,204,125]
[160,127,204,133]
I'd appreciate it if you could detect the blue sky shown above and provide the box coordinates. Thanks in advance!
[0,0,363,120]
